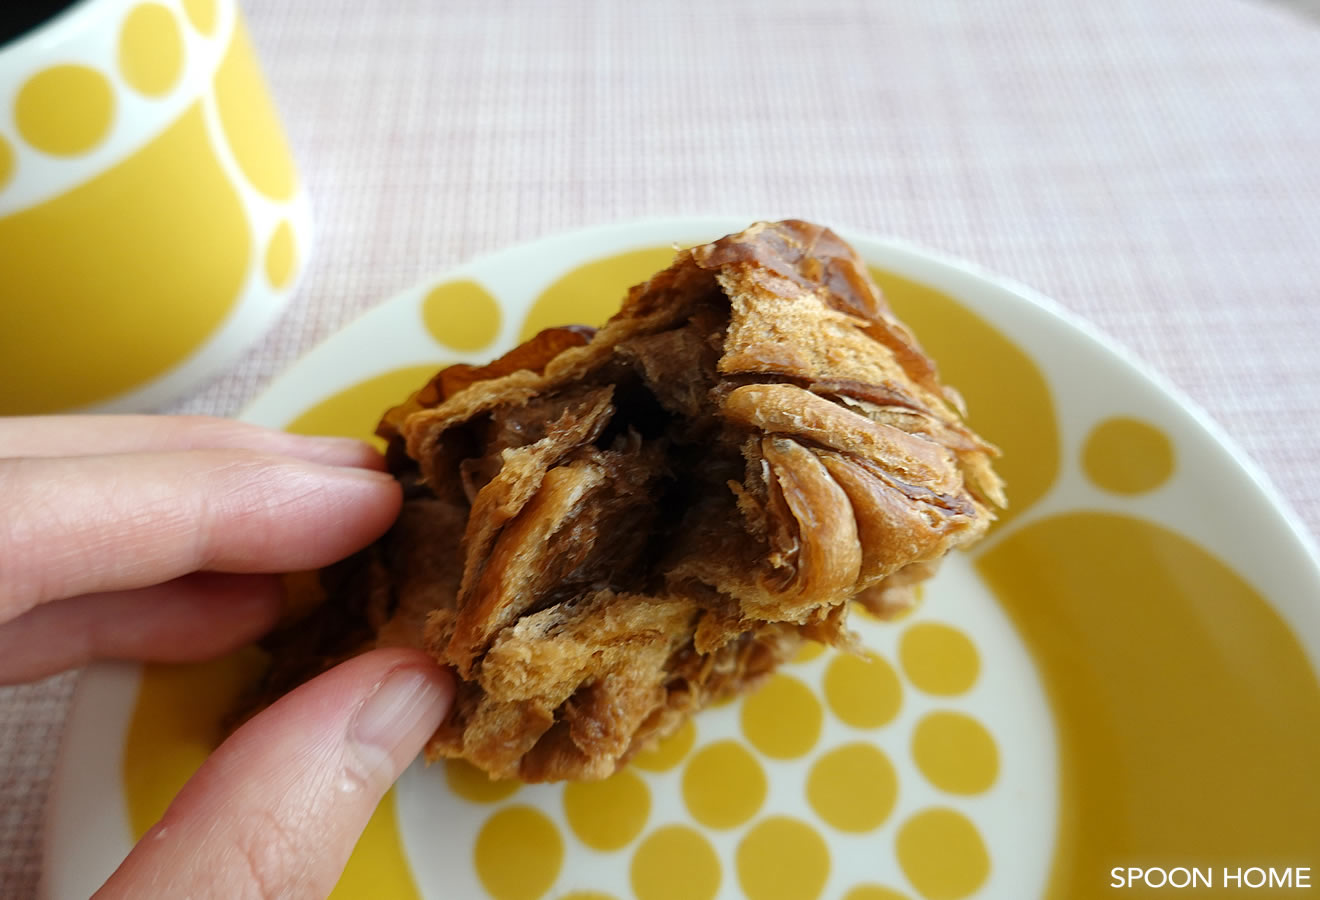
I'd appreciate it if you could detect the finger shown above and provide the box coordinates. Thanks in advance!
[96,649,454,900]
[0,415,384,470]
[0,572,282,684]
[0,451,400,620]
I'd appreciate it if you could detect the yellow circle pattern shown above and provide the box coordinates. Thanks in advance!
[737,817,831,900]
[182,0,217,34]
[444,758,520,804]
[912,711,999,795]
[807,743,898,832]
[119,4,185,97]
[794,640,826,663]
[0,137,13,191]
[741,673,822,759]
[1083,416,1175,495]
[563,769,651,851]
[682,740,767,829]
[631,825,721,900]
[844,886,912,900]
[630,719,695,772]
[15,66,115,157]
[422,279,502,351]
[824,650,903,728]
[899,623,980,696]
[895,809,990,900]
[520,246,677,340]
[474,806,563,900]
[213,20,298,200]
[264,220,297,289]
[284,364,447,447]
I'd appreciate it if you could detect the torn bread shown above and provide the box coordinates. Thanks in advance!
[248,220,1004,782]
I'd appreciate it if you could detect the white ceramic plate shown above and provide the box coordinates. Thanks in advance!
[45,218,1320,900]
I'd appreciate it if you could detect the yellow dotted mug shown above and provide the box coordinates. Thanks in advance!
[0,0,310,414]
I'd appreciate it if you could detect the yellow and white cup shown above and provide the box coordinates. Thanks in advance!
[0,0,311,414]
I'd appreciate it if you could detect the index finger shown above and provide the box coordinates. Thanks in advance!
[0,415,383,470]
[0,450,400,620]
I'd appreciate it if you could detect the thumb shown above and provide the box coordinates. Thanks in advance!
[95,649,453,900]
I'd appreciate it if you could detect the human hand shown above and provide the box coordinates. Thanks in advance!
[1,415,454,899]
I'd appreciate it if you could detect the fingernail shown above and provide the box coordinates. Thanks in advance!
[330,465,397,485]
[350,668,447,779]
[287,434,384,468]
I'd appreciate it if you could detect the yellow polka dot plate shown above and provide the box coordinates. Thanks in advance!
[45,219,1320,899]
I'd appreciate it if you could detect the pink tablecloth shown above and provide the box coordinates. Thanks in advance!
[5,0,1319,894]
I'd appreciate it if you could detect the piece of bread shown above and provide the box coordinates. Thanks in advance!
[249,220,1004,782]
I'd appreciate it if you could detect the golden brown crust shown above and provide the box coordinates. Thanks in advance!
[246,220,1003,782]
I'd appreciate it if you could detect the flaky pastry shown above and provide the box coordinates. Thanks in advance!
[249,220,1004,782]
